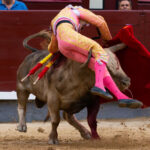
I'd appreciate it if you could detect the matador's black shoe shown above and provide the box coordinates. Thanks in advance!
[91,86,113,100]
[118,99,143,108]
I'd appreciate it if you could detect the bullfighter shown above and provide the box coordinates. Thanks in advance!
[48,4,143,108]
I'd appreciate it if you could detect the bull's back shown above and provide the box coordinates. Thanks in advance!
[17,50,95,112]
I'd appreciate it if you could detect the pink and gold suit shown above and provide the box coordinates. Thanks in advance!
[48,5,112,69]
[47,5,143,108]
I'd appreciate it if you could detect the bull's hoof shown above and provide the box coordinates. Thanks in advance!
[118,99,143,108]
[80,131,91,140]
[91,134,100,140]
[16,125,27,132]
[48,139,59,145]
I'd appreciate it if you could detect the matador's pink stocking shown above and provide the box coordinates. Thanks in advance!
[94,61,106,91]
[91,61,113,100]
[103,73,143,108]
[103,75,129,100]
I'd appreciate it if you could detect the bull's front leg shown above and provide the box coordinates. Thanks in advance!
[63,112,91,139]
[16,89,29,132]
[47,97,60,145]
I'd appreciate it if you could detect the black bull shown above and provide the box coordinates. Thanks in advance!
[16,30,131,144]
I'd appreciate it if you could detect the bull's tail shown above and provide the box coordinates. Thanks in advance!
[21,30,54,82]
[23,29,51,52]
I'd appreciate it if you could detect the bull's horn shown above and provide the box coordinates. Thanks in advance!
[108,43,127,53]
[80,48,92,68]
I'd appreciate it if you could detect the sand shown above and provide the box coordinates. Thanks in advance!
[0,117,150,150]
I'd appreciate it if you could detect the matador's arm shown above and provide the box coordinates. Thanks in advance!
[77,8,112,41]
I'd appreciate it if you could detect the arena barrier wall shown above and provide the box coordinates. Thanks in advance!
[0,10,150,91]
[0,10,150,122]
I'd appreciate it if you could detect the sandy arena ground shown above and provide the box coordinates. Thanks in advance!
[0,118,150,150]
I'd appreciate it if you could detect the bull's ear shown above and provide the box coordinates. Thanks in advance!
[108,43,127,53]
